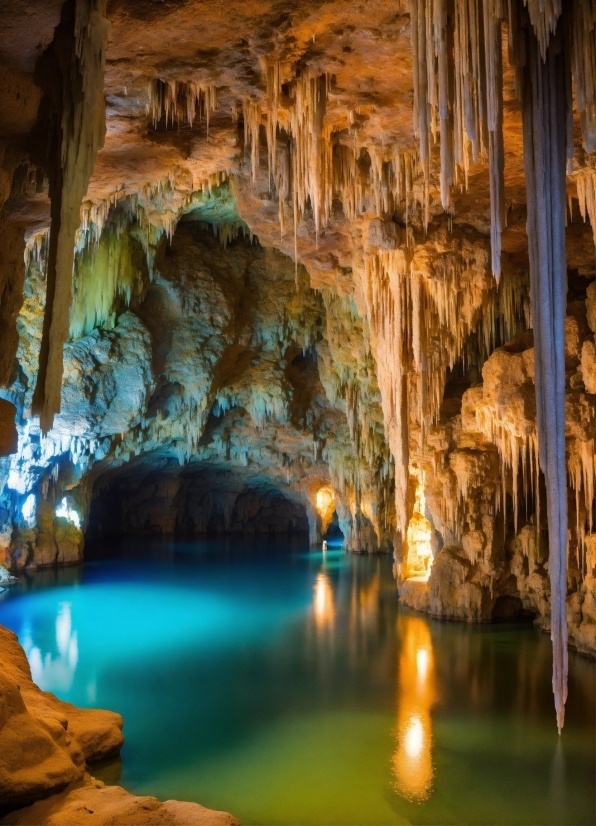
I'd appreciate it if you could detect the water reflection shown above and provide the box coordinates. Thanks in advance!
[0,540,593,826]
[393,615,436,801]
[21,601,79,692]
[313,572,335,629]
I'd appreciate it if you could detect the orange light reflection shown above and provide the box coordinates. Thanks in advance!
[392,616,436,801]
[313,572,335,629]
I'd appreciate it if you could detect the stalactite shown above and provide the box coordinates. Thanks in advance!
[410,0,506,277]
[242,99,262,184]
[514,6,570,732]
[472,401,539,538]
[149,79,218,131]
[523,0,562,58]
[574,166,596,246]
[568,442,591,574]
[483,0,506,281]
[244,62,423,243]
[0,222,26,386]
[32,0,110,434]
[70,225,141,339]
[363,250,410,536]
[410,0,431,189]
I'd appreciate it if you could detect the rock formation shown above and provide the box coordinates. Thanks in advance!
[0,623,121,809]
[0,625,237,825]
[0,0,595,771]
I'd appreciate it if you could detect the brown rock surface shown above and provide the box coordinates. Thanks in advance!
[1,777,239,826]
[0,399,17,457]
[0,625,123,810]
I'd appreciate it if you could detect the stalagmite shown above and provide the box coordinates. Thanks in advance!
[32,0,110,434]
[514,5,570,732]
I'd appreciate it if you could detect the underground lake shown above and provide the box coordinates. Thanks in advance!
[0,539,593,826]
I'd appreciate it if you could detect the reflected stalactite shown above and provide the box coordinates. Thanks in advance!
[392,615,436,802]
[22,601,79,692]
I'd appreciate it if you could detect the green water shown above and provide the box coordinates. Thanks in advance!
[0,539,593,825]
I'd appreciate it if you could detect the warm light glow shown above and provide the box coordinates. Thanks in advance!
[416,648,429,679]
[405,479,433,579]
[315,485,335,517]
[393,616,435,801]
[313,572,335,628]
[56,497,81,529]
[404,715,424,758]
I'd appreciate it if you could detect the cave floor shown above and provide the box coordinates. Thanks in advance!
[0,539,594,826]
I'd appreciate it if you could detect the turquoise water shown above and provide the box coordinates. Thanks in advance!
[0,538,594,825]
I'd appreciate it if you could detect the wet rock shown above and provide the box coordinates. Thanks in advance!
[0,777,239,826]
[0,625,123,810]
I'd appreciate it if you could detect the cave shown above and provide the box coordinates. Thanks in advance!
[87,465,310,539]
[0,1,595,824]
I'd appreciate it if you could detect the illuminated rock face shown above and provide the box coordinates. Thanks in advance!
[0,0,594,668]
[1,209,393,561]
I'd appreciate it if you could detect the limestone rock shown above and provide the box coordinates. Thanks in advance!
[367,219,400,250]
[0,777,239,826]
[0,625,239,823]
[0,625,123,810]
[55,312,154,440]
[428,547,492,622]
[586,281,596,333]
[580,337,596,394]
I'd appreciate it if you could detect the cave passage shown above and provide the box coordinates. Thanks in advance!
[87,466,310,542]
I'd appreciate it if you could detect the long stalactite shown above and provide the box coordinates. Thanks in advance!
[31,0,110,435]
[410,0,507,278]
[514,4,570,734]
[407,0,596,729]
[506,0,573,731]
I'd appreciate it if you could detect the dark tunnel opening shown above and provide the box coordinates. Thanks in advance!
[86,463,310,544]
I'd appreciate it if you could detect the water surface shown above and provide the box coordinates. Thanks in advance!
[0,539,594,825]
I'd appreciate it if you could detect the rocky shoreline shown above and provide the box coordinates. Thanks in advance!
[0,625,238,825]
